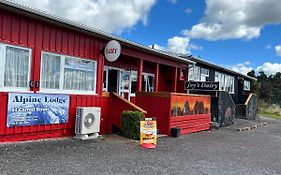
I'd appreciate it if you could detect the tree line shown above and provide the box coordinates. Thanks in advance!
[247,71,281,105]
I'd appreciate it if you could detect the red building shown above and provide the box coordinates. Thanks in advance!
[0,1,211,142]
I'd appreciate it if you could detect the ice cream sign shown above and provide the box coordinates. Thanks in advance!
[104,40,121,62]
[7,93,69,127]
[140,118,157,146]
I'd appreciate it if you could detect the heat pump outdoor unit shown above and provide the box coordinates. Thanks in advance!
[75,107,101,140]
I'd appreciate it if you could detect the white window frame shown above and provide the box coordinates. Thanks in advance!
[188,65,200,81]
[103,66,124,94]
[103,68,109,92]
[215,71,235,94]
[143,72,155,92]
[40,51,97,95]
[244,80,250,91]
[130,70,138,97]
[188,65,209,82]
[200,67,209,81]
[0,43,32,92]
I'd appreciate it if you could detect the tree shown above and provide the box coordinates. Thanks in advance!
[247,70,259,94]
[248,70,281,105]
[271,72,281,105]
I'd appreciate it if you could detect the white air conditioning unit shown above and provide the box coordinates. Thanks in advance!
[75,107,101,140]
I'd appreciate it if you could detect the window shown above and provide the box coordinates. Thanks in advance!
[41,52,97,94]
[188,65,209,81]
[200,68,209,81]
[215,72,235,93]
[103,69,108,92]
[142,73,154,92]
[130,71,138,95]
[244,80,250,91]
[0,43,31,91]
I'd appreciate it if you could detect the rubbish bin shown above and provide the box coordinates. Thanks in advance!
[170,127,181,137]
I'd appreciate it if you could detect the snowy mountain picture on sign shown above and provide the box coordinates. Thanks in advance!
[7,93,69,127]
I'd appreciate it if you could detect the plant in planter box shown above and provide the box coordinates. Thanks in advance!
[121,111,144,140]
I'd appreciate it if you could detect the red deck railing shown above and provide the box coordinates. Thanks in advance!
[111,93,147,129]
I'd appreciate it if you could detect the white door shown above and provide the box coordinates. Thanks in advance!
[103,68,109,92]
[119,70,131,101]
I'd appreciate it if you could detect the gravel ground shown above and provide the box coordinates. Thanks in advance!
[0,117,281,175]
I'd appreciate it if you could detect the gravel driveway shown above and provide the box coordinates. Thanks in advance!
[0,117,281,175]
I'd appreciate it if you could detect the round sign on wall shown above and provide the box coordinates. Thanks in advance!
[104,40,121,62]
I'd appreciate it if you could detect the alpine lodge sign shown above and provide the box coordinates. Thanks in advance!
[185,81,219,91]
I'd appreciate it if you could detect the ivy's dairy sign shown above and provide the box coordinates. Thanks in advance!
[7,93,69,127]
[185,81,219,91]
[104,40,121,62]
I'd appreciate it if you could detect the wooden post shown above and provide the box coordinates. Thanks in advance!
[154,63,159,92]
[97,55,104,95]
[173,67,177,92]
[137,59,143,92]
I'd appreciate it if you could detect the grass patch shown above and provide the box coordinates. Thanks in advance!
[258,111,281,119]
[258,102,281,119]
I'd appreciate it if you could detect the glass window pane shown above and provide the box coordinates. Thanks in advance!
[103,70,108,91]
[148,76,154,92]
[130,73,137,94]
[63,57,95,91]
[193,66,200,81]
[200,75,207,81]
[188,66,194,80]
[142,74,154,92]
[41,53,61,89]
[244,80,250,90]
[188,65,201,81]
[4,46,29,88]
[201,68,209,76]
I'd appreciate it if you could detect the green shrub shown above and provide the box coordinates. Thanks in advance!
[121,111,144,140]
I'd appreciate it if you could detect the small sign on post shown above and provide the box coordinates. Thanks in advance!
[140,118,157,149]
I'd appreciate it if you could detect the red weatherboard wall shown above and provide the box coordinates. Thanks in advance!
[0,93,112,142]
[135,93,171,134]
[0,9,109,142]
[105,55,139,71]
[143,60,155,74]
[170,114,210,135]
[170,94,211,134]
[0,7,189,142]
[136,92,211,135]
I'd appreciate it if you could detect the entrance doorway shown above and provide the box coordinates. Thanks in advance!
[103,67,133,101]
[103,68,118,93]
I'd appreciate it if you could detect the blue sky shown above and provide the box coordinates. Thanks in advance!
[14,0,281,75]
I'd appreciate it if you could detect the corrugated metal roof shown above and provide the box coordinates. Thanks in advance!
[0,0,194,64]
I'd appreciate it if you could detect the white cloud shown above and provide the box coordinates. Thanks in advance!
[257,62,281,75]
[244,61,251,65]
[168,0,178,4]
[151,36,204,54]
[150,36,204,54]
[185,8,192,14]
[183,0,281,41]
[228,61,281,76]
[265,44,272,49]
[167,36,190,54]
[275,45,281,56]
[228,62,253,75]
[14,0,156,34]
[190,44,203,51]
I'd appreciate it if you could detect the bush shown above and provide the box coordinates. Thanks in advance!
[121,111,144,140]
[258,100,281,119]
